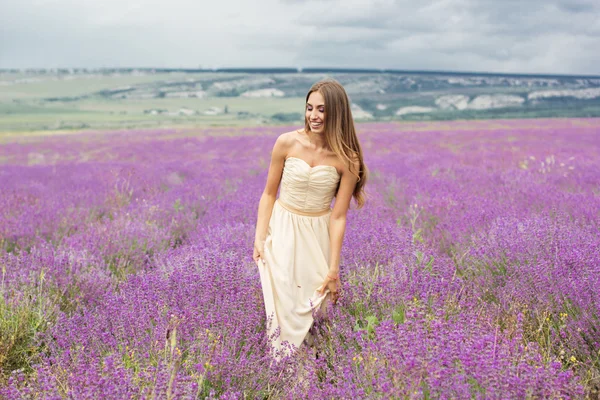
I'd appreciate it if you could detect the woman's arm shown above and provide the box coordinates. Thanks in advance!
[327,157,360,276]
[253,133,292,262]
[317,157,360,301]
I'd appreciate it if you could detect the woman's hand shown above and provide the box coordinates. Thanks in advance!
[253,239,266,266]
[317,274,341,305]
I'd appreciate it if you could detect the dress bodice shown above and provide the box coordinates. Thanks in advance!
[279,157,340,212]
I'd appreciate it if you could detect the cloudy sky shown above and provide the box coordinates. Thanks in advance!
[1,0,599,75]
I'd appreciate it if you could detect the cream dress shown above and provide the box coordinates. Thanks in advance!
[257,156,341,358]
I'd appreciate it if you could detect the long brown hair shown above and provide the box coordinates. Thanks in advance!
[304,78,368,208]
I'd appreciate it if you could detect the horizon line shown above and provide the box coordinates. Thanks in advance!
[1,66,599,80]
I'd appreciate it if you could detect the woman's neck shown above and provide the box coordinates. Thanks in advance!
[306,129,326,149]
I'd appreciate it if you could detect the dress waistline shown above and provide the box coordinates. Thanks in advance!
[276,199,332,217]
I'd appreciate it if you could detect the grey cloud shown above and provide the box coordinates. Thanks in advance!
[296,0,599,37]
[466,0,600,37]
[553,0,598,13]
[0,0,598,74]
[276,0,600,73]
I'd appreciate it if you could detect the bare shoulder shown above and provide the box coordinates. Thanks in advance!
[272,129,301,159]
[340,152,361,177]
[273,129,302,153]
[278,129,300,144]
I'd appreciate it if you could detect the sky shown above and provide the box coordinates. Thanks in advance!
[1,0,599,75]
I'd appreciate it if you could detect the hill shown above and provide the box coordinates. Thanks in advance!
[1,68,599,133]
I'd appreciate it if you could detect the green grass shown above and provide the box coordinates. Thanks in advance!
[393,106,600,121]
[0,73,192,100]
[76,96,303,115]
[0,96,307,133]
[0,270,56,383]
[0,72,250,101]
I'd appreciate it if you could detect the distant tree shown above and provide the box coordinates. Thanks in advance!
[271,112,303,123]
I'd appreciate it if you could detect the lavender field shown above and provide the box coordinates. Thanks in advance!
[1,118,599,398]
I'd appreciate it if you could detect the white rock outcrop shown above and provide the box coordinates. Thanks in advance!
[528,88,600,100]
[435,95,470,110]
[240,88,285,98]
[212,77,275,92]
[203,107,222,115]
[165,91,206,98]
[350,103,373,119]
[435,94,524,110]
[395,106,435,116]
[467,95,524,110]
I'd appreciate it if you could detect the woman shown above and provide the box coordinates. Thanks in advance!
[253,78,367,359]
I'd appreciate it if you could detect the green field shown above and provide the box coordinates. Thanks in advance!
[2,70,599,135]
[1,97,304,132]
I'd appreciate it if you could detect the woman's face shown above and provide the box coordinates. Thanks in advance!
[306,91,325,134]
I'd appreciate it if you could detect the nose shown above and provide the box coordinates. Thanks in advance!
[310,109,319,120]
